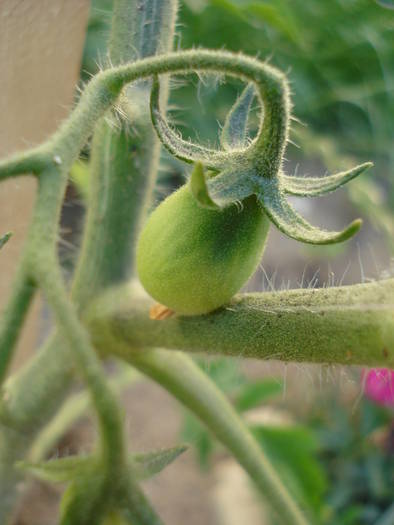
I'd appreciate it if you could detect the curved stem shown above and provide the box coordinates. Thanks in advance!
[0,50,289,183]
[149,75,239,170]
[128,348,309,525]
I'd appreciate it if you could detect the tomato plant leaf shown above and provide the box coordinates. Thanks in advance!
[0,232,12,250]
[190,162,220,209]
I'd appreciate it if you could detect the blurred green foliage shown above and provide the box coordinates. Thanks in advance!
[181,358,394,524]
[310,395,394,524]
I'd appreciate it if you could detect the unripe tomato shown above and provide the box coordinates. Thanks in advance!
[137,183,269,315]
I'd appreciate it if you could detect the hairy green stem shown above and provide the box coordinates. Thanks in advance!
[86,279,394,367]
[0,50,288,184]
[32,261,163,525]
[0,165,129,521]
[25,172,158,523]
[73,0,178,305]
[128,348,309,525]
[0,270,35,383]
[0,164,69,520]
[109,0,177,63]
[33,261,126,473]
[0,165,67,383]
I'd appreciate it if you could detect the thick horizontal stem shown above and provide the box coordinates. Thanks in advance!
[86,279,394,367]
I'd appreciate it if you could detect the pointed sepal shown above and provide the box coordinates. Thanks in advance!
[17,455,94,484]
[257,179,362,245]
[190,162,220,210]
[220,83,255,150]
[150,76,228,169]
[282,162,372,197]
[134,444,188,480]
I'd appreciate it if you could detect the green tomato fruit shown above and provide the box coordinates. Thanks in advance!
[137,183,269,315]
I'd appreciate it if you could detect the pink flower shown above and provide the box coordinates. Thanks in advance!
[363,369,394,407]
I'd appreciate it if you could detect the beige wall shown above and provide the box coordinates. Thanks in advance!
[0,0,90,371]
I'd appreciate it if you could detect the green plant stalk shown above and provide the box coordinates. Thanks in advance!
[109,0,178,65]
[0,175,157,524]
[0,166,130,522]
[0,50,289,186]
[73,0,178,305]
[0,165,69,519]
[87,279,394,367]
[0,270,35,383]
[33,260,126,480]
[128,348,309,525]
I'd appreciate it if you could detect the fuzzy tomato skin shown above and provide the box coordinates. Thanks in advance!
[136,184,269,315]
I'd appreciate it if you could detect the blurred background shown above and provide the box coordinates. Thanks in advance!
[5,0,394,524]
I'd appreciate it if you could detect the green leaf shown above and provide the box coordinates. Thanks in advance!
[244,2,301,44]
[374,0,394,9]
[19,445,187,484]
[282,162,372,197]
[134,444,188,479]
[17,455,95,484]
[221,83,255,150]
[0,232,12,249]
[235,379,282,412]
[252,424,327,515]
[190,162,220,209]
[257,179,362,244]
